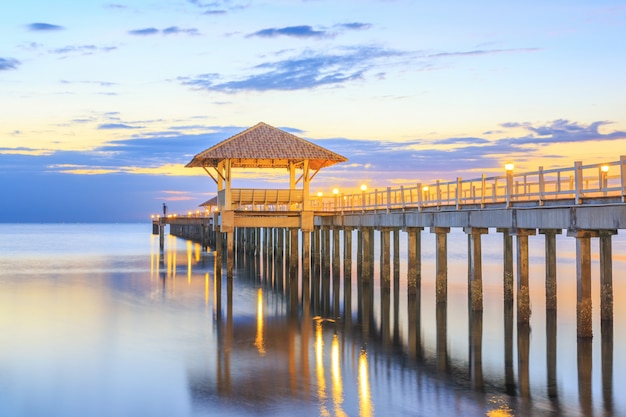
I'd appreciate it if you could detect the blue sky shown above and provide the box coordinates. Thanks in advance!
[2,0,626,222]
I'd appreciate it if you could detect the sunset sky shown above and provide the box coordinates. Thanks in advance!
[2,0,626,222]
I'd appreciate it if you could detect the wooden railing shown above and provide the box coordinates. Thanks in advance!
[311,157,626,213]
[218,188,304,211]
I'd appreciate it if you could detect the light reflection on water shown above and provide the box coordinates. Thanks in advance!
[0,224,624,416]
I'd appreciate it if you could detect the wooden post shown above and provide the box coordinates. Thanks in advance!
[540,229,561,310]
[432,227,450,303]
[406,227,422,296]
[343,228,352,323]
[569,229,597,338]
[574,161,583,204]
[465,227,488,312]
[599,230,616,321]
[332,228,341,280]
[513,229,535,323]
[289,228,298,280]
[227,231,234,279]
[381,228,391,290]
[362,227,372,284]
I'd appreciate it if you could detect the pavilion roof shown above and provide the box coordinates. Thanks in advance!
[199,196,218,207]
[185,122,347,170]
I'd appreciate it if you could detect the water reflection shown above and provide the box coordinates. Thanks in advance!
[255,288,266,356]
[5,225,624,416]
[358,349,374,417]
[151,229,626,416]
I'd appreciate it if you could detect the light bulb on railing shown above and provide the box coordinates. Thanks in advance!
[317,191,323,197]
[332,188,339,195]
[360,184,367,192]
[601,165,609,173]
[505,162,515,172]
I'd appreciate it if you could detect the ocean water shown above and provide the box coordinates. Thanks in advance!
[0,223,624,417]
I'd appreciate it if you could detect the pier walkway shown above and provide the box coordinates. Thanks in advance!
[159,155,626,340]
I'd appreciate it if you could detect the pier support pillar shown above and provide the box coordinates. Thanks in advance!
[343,228,353,324]
[497,228,514,304]
[332,227,341,282]
[289,228,299,280]
[600,230,616,321]
[380,228,391,290]
[362,227,373,285]
[226,231,234,279]
[159,221,165,251]
[568,229,598,338]
[540,229,561,310]
[513,229,536,323]
[431,227,450,303]
[406,227,423,297]
[465,227,488,312]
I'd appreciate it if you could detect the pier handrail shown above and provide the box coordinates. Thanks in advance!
[311,157,626,212]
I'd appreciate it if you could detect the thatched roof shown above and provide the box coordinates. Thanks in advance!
[185,122,347,170]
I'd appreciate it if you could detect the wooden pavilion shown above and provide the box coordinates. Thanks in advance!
[186,122,347,232]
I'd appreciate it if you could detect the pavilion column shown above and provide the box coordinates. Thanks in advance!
[223,159,232,211]
[302,160,310,211]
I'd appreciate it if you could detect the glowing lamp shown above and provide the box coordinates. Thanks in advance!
[332,188,339,195]
[505,163,515,171]
[360,184,367,192]
[601,165,610,173]
[317,191,323,197]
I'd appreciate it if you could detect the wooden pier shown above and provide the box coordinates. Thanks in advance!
[155,123,626,340]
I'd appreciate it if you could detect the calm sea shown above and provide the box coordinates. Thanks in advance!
[0,223,624,417]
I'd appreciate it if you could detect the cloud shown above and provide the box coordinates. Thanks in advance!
[428,47,540,58]
[162,26,200,35]
[186,0,249,14]
[248,22,372,39]
[433,137,490,145]
[50,45,117,56]
[27,23,65,31]
[98,123,143,130]
[248,25,328,39]
[0,57,20,70]
[128,27,200,36]
[179,45,405,92]
[128,27,160,36]
[335,22,372,31]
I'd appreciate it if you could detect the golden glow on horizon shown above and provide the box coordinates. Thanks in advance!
[254,288,266,356]
[317,191,323,197]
